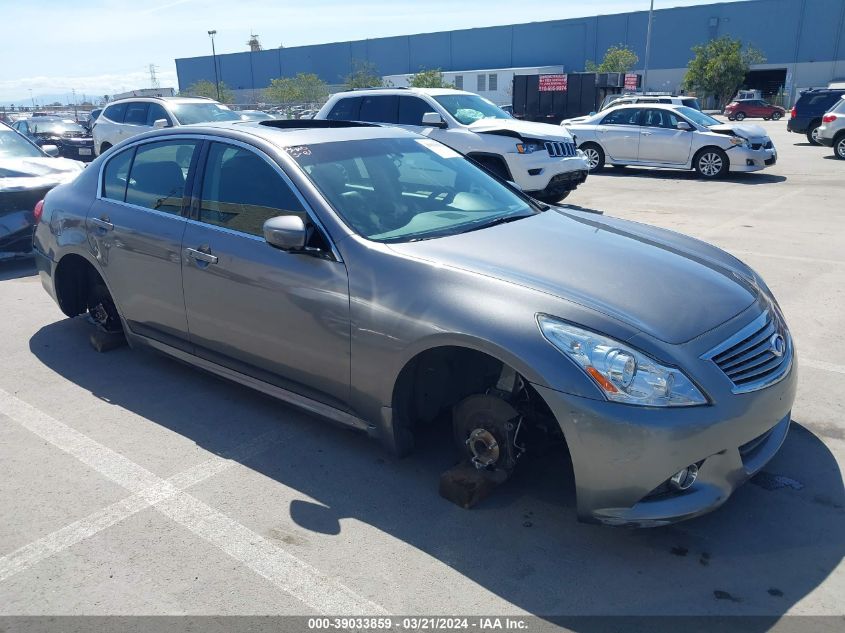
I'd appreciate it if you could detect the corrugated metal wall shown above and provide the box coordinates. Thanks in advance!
[175,0,845,92]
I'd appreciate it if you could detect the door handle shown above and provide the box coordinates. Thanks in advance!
[90,217,113,231]
[641,131,653,136]
[186,247,218,265]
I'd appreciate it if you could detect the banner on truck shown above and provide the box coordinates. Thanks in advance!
[539,74,567,92]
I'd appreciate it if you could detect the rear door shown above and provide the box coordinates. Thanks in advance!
[89,138,199,348]
[181,140,351,408]
[595,107,642,161]
[637,108,693,164]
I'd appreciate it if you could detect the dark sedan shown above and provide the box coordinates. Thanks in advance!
[11,117,95,162]
[1,123,83,260]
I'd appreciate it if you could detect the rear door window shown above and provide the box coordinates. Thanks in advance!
[103,103,127,123]
[327,97,361,120]
[124,140,198,214]
[601,108,642,125]
[124,102,150,126]
[359,96,398,123]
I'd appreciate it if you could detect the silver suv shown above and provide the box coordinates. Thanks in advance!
[33,119,795,527]
[818,95,845,159]
[92,96,240,155]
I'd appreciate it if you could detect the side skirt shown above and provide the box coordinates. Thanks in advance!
[127,331,372,433]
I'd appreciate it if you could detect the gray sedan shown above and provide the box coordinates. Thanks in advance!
[564,104,777,178]
[33,120,795,526]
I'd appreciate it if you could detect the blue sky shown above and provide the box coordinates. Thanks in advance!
[0,0,734,104]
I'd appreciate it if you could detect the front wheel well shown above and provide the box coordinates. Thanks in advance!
[466,153,512,181]
[54,254,105,317]
[390,346,565,457]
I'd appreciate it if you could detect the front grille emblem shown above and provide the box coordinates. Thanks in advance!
[769,333,786,357]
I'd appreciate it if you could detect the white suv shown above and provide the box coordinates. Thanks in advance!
[93,96,241,155]
[315,88,589,202]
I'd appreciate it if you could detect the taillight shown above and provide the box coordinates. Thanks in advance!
[822,114,837,123]
[33,199,45,224]
[790,107,797,118]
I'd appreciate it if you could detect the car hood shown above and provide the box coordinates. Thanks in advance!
[0,157,84,191]
[708,122,768,140]
[388,209,758,345]
[468,117,574,141]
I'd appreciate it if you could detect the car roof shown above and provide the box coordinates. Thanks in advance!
[106,96,218,105]
[128,119,421,148]
[335,87,475,98]
[605,103,694,111]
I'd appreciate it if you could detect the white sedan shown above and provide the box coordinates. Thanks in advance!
[564,104,777,178]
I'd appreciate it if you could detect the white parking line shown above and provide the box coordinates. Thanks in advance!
[0,388,388,615]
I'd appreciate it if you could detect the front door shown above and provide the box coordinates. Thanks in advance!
[181,141,351,409]
[88,138,198,348]
[637,108,694,165]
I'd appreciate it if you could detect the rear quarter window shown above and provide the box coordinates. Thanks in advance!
[103,103,127,123]
[327,97,362,120]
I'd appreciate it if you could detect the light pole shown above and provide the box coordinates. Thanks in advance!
[208,29,221,101]
[642,0,655,94]
[29,88,35,109]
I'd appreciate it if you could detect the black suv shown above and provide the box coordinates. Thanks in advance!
[788,88,845,144]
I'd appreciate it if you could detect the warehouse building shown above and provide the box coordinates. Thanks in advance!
[175,0,845,105]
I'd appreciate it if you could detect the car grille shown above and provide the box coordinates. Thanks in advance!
[545,141,577,158]
[751,140,774,150]
[62,131,87,138]
[704,309,792,393]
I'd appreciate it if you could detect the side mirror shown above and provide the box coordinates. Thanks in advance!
[42,144,60,157]
[263,215,307,251]
[421,112,447,128]
[153,118,169,129]
[676,121,692,131]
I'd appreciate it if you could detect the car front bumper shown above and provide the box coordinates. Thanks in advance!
[728,146,777,171]
[505,152,591,195]
[532,355,797,527]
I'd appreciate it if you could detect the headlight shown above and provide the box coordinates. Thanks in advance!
[729,136,749,147]
[537,315,707,407]
[516,142,542,154]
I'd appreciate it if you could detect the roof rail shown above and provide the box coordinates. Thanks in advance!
[258,119,381,129]
[342,86,410,92]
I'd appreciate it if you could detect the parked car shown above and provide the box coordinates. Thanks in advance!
[92,96,241,155]
[564,104,777,178]
[0,123,84,260]
[11,116,95,162]
[724,99,785,121]
[316,88,589,202]
[817,95,845,159]
[34,119,795,526]
[787,88,845,144]
[238,110,277,121]
[561,94,702,126]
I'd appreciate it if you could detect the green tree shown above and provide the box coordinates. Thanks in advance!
[683,36,765,108]
[408,68,454,89]
[185,79,234,103]
[264,73,329,104]
[585,44,639,73]
[344,59,383,89]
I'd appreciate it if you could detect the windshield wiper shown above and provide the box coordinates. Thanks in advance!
[462,213,533,234]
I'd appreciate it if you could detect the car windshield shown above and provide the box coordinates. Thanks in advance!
[169,102,241,125]
[0,127,46,159]
[433,94,512,125]
[30,120,86,134]
[675,106,720,127]
[291,136,537,243]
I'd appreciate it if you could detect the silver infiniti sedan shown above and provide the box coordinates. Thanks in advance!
[564,104,777,178]
[33,120,795,526]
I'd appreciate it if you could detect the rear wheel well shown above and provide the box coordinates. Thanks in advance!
[99,142,112,154]
[54,254,105,318]
[390,346,565,458]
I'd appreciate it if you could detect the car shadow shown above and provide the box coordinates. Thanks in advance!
[594,168,787,184]
[0,258,37,281]
[822,155,842,160]
[29,317,845,624]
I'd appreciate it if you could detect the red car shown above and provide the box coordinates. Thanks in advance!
[724,99,786,121]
